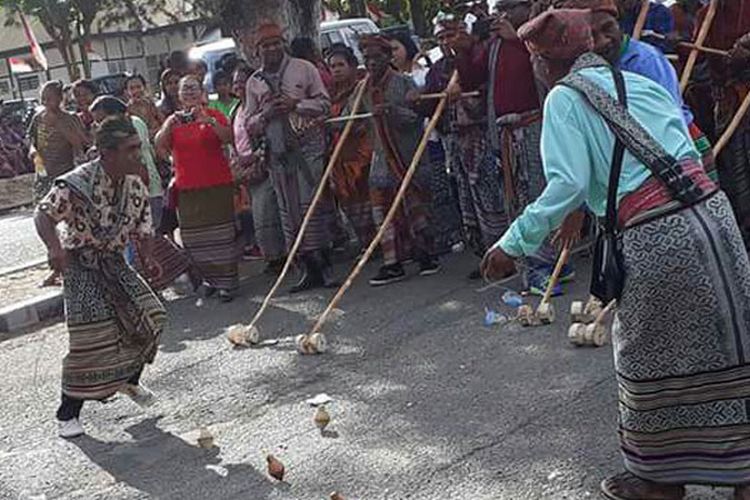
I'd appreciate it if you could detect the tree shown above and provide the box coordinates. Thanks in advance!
[1,0,181,80]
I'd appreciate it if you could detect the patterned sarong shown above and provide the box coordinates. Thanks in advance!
[178,184,239,290]
[615,190,750,485]
[428,139,463,254]
[63,249,166,400]
[447,129,507,254]
[249,177,285,260]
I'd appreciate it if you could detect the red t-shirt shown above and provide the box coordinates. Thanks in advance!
[171,107,233,190]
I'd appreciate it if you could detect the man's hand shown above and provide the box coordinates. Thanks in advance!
[48,246,69,273]
[490,16,518,41]
[480,247,517,281]
[372,103,391,117]
[405,90,421,105]
[552,210,585,249]
[730,32,750,65]
[446,80,463,102]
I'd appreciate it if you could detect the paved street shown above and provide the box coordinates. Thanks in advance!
[0,253,731,499]
[0,208,45,272]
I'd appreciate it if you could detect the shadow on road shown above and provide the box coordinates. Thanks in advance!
[72,417,274,499]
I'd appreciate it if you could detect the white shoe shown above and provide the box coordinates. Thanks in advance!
[119,384,157,408]
[58,418,85,439]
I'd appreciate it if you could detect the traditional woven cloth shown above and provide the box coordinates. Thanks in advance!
[178,184,239,290]
[428,140,463,254]
[37,161,166,400]
[615,191,750,485]
[248,177,286,260]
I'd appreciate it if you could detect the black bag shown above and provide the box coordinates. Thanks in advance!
[589,67,627,304]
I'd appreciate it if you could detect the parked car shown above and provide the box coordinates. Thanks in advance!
[92,73,129,99]
[0,98,38,129]
[189,18,379,92]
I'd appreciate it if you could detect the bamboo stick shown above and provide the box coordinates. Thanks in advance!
[541,246,570,306]
[245,76,370,331]
[417,91,480,100]
[643,30,729,57]
[631,0,651,41]
[713,90,750,157]
[680,0,718,92]
[325,112,373,124]
[306,71,461,336]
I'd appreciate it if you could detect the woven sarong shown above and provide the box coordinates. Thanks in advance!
[448,128,507,254]
[428,139,463,254]
[62,249,166,400]
[615,191,750,485]
[178,184,238,290]
[249,177,285,261]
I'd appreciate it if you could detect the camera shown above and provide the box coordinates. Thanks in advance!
[179,110,195,124]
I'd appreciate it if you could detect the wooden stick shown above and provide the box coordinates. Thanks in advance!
[680,0,718,92]
[643,30,729,57]
[325,112,373,124]
[713,90,750,157]
[631,0,651,41]
[417,91,480,100]
[307,71,461,336]
[594,299,617,326]
[245,76,370,331]
[541,246,570,306]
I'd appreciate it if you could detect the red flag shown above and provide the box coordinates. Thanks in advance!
[9,57,33,74]
[18,11,48,71]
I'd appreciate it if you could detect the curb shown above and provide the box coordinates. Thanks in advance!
[0,290,63,333]
[0,257,47,277]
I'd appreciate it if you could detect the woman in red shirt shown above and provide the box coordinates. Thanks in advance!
[155,75,238,301]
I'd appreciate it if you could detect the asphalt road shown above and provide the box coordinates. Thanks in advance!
[0,208,45,272]
[0,253,731,499]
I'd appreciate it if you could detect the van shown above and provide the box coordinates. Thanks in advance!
[189,18,379,92]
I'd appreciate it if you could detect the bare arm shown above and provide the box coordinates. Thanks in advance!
[34,209,67,272]
[155,115,177,158]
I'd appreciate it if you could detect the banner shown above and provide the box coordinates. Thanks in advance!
[19,11,48,71]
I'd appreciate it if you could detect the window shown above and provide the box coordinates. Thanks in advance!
[0,79,10,95]
[107,60,127,74]
[17,74,39,93]
[147,52,169,88]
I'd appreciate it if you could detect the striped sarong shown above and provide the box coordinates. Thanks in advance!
[62,249,166,400]
[268,130,334,255]
[134,235,195,291]
[448,128,507,254]
[248,177,285,261]
[428,139,463,254]
[178,184,238,290]
[615,190,750,485]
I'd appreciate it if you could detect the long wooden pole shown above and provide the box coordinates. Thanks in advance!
[680,0,718,92]
[643,30,729,56]
[307,71,460,336]
[631,0,651,41]
[417,91,480,100]
[245,76,370,331]
[540,246,570,306]
[713,91,750,157]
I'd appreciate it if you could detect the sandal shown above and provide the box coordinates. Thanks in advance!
[735,485,750,500]
[600,472,685,500]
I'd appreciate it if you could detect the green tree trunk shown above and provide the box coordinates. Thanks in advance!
[409,0,427,36]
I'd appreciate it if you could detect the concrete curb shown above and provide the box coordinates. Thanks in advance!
[0,290,63,333]
[0,257,47,277]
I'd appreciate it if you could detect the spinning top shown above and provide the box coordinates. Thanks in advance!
[197,427,214,449]
[570,301,588,324]
[314,405,331,430]
[266,454,285,481]
[517,304,536,327]
[227,324,260,347]
[330,493,346,500]
[296,334,313,354]
[568,323,587,346]
[568,323,607,347]
[308,332,328,353]
[536,302,556,325]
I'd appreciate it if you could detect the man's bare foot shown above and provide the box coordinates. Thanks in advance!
[600,472,684,500]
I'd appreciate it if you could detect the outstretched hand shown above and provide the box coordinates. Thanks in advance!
[480,247,517,282]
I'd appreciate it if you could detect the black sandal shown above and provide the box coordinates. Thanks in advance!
[600,472,685,500]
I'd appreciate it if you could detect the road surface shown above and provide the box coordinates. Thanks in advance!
[0,208,45,272]
[0,253,729,499]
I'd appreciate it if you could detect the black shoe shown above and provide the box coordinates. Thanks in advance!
[289,257,324,294]
[218,289,234,302]
[418,258,441,277]
[263,259,285,275]
[467,268,482,280]
[369,264,406,287]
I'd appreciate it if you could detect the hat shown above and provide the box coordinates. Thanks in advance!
[518,8,594,60]
[433,11,461,36]
[552,0,618,17]
[256,22,284,45]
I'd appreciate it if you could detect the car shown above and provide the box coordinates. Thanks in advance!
[0,98,39,128]
[189,18,379,93]
[92,73,129,99]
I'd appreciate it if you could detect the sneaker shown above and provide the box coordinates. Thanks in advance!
[559,264,576,284]
[527,267,563,297]
[119,383,157,408]
[418,258,441,277]
[369,264,406,286]
[59,418,85,439]
[242,245,264,261]
[218,289,234,303]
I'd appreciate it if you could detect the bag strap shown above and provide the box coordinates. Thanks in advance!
[605,67,627,234]
[560,70,703,205]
